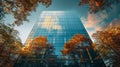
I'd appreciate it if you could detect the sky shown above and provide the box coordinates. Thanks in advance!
[4,0,120,44]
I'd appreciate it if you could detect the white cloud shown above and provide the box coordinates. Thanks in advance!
[38,16,62,32]
[81,12,108,41]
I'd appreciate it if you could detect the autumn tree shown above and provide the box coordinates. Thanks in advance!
[15,36,56,67]
[61,34,88,55]
[92,24,120,67]
[30,36,56,65]
[61,34,93,66]
[0,23,23,67]
[79,0,120,13]
[0,0,52,26]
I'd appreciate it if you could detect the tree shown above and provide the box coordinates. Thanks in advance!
[61,34,91,55]
[29,36,56,65]
[15,36,57,67]
[79,0,120,13]
[0,0,52,26]
[0,23,23,67]
[61,34,93,66]
[92,24,120,67]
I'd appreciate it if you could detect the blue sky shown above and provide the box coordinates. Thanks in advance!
[4,0,120,43]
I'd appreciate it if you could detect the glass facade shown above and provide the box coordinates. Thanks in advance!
[27,11,89,55]
[14,11,105,67]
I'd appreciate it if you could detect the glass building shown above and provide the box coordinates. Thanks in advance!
[14,11,106,67]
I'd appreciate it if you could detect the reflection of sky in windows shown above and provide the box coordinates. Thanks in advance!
[26,11,90,55]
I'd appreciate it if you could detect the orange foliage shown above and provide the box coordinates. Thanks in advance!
[61,49,70,55]
[17,36,49,56]
[0,23,23,67]
[72,34,86,43]
[20,36,49,55]
[95,1,102,7]
[30,36,48,47]
[79,0,119,13]
[61,34,87,55]
[93,24,120,52]
[1,0,52,26]
[92,24,120,66]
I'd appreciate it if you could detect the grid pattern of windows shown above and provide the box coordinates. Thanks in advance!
[25,11,89,55]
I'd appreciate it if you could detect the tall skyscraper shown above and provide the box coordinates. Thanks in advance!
[14,11,105,67]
